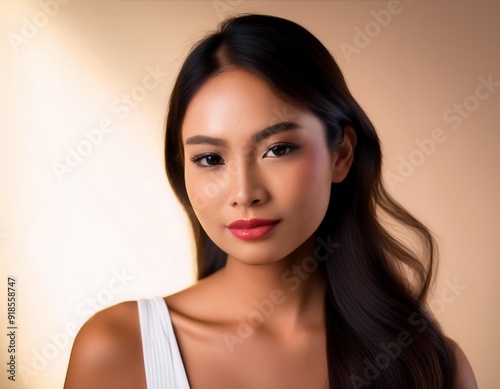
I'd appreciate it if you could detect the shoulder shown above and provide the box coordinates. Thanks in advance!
[64,300,146,389]
[446,336,478,389]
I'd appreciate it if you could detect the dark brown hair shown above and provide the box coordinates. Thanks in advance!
[165,13,455,388]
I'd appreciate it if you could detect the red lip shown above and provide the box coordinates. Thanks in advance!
[227,219,280,241]
[227,219,280,229]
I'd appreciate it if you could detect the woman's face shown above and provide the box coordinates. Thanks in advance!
[181,68,336,265]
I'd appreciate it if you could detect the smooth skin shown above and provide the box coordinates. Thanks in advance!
[64,69,477,389]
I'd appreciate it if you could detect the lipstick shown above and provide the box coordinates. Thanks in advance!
[227,219,280,241]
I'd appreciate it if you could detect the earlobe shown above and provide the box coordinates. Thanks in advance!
[331,126,357,183]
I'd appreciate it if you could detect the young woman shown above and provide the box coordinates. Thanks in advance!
[64,14,477,389]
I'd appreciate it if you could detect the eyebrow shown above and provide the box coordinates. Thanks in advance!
[184,121,302,147]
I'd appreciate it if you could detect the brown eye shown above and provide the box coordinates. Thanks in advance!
[264,143,299,158]
[203,155,221,166]
[270,146,287,157]
[190,154,224,168]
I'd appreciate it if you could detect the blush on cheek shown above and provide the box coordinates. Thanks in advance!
[294,154,329,192]
[271,160,327,217]
[294,154,332,216]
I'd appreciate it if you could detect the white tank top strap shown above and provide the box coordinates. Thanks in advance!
[137,296,191,389]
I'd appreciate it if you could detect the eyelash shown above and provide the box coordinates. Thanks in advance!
[189,143,299,168]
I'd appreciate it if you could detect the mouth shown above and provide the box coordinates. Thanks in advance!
[227,219,280,241]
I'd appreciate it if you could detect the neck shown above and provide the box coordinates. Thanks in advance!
[214,233,328,335]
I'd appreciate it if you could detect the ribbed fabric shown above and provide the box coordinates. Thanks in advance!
[137,296,191,389]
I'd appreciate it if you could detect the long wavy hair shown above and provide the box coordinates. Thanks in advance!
[164,13,455,388]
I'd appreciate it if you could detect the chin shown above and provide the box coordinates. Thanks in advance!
[226,246,297,266]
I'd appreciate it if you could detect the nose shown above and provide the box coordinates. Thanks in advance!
[229,159,268,208]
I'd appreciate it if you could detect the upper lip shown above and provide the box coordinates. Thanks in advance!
[227,219,280,229]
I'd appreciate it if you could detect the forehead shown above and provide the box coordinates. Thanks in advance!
[181,69,306,143]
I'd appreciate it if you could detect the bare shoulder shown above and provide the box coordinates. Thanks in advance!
[64,300,146,389]
[446,337,478,389]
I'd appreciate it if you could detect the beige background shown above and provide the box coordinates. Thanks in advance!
[1,0,498,388]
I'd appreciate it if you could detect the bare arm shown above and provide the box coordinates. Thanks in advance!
[448,337,478,389]
[63,301,146,389]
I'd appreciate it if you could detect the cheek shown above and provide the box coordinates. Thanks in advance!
[272,152,331,209]
[184,168,227,223]
[184,169,212,214]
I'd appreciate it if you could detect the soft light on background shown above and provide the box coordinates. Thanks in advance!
[0,1,498,388]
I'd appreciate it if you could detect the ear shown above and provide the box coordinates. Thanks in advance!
[331,126,357,183]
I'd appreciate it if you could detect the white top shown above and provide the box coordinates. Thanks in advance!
[137,296,191,389]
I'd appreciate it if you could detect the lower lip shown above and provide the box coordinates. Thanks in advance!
[228,222,280,241]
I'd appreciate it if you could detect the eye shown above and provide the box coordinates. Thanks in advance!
[189,153,224,168]
[264,143,299,158]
